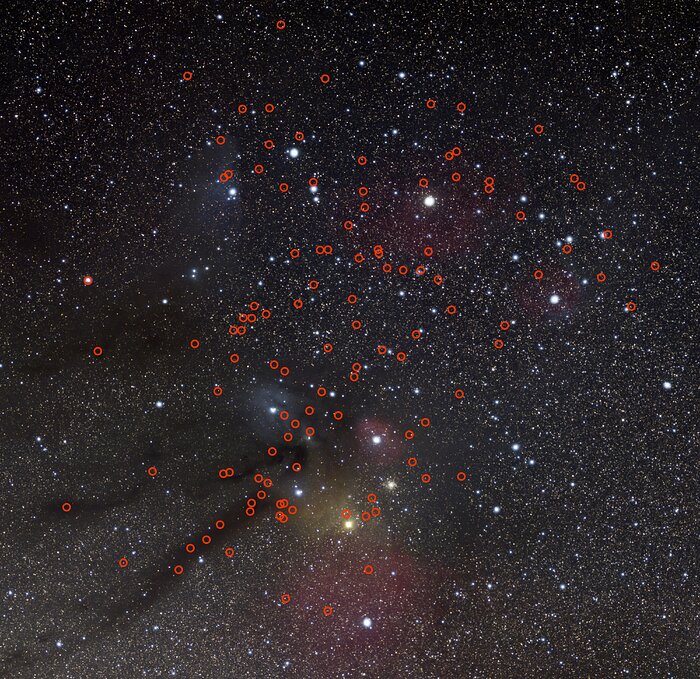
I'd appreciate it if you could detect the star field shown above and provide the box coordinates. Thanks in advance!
[1,2,698,678]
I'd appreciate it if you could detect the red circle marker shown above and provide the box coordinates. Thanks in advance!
[119,557,129,568]
[61,502,72,513]
[182,71,193,81]
[92,346,103,356]
[83,275,93,285]
[147,466,158,477]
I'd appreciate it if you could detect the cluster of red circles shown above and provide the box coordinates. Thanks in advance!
[494,319,509,349]
[404,417,430,441]
[269,359,290,377]
[361,493,382,522]
[425,99,470,113]
[349,361,363,382]
[275,498,298,524]
[277,407,316,440]
[569,173,586,191]
[484,176,495,194]
[246,474,275,517]
[444,146,462,161]
[171,519,231,575]
[235,103,276,115]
